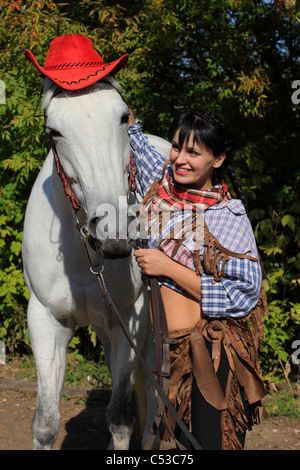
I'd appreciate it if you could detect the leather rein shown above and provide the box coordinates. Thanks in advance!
[45,90,201,451]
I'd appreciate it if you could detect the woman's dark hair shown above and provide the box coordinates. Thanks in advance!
[168,109,246,206]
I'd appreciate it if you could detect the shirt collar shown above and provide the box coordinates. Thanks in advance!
[206,198,246,215]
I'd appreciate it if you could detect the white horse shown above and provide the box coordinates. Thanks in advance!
[22,75,171,450]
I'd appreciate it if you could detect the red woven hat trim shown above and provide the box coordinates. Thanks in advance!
[45,61,104,70]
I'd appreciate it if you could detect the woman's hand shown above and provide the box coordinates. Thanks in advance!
[134,248,201,301]
[134,248,172,277]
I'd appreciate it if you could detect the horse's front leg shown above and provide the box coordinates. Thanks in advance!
[27,295,75,450]
[106,302,149,451]
[106,332,137,450]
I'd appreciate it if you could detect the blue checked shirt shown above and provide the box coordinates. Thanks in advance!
[128,119,262,319]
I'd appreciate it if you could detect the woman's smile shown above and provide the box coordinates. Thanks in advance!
[170,129,226,190]
[175,166,193,176]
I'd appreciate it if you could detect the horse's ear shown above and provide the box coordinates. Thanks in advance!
[0,80,6,105]
[33,87,44,118]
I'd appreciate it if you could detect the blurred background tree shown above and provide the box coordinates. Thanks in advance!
[0,0,299,379]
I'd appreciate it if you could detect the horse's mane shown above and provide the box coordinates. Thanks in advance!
[42,74,121,110]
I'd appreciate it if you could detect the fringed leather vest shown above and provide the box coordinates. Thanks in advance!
[140,164,269,450]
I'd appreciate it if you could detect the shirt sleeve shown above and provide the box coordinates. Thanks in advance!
[200,201,262,318]
[127,119,169,197]
[201,256,262,318]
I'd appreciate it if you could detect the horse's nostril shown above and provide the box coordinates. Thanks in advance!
[90,217,101,226]
[87,216,102,238]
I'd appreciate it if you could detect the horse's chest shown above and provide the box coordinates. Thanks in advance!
[48,269,138,329]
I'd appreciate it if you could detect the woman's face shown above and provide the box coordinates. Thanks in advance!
[170,129,226,190]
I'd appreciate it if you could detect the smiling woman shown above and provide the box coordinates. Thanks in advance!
[127,107,268,450]
[168,109,237,193]
[170,130,226,190]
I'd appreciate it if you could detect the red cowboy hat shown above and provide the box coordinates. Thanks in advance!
[24,34,129,91]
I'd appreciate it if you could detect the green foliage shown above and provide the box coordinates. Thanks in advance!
[6,351,112,390]
[65,350,111,390]
[265,384,300,420]
[0,0,86,353]
[0,0,299,382]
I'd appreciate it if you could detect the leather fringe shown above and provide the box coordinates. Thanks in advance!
[139,167,268,450]
[161,311,268,450]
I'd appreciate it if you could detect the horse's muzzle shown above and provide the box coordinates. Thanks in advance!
[95,238,132,259]
[87,213,134,258]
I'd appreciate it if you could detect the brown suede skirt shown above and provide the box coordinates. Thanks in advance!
[163,316,267,450]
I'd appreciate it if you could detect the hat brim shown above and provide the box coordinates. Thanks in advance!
[24,49,129,90]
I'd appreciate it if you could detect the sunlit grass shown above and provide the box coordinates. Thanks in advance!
[264,383,300,420]
[5,351,111,390]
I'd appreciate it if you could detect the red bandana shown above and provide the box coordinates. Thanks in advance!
[152,174,230,212]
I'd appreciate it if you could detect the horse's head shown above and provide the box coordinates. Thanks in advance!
[43,76,133,258]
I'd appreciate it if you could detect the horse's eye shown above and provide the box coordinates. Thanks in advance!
[120,112,129,125]
[50,129,62,138]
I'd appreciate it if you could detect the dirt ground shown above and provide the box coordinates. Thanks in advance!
[0,363,299,451]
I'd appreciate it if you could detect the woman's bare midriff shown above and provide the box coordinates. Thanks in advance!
[160,285,201,331]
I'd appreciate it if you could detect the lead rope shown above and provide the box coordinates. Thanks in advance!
[143,277,189,451]
[78,223,202,450]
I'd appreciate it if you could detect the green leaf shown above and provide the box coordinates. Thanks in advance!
[281,214,296,231]
[260,219,272,236]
